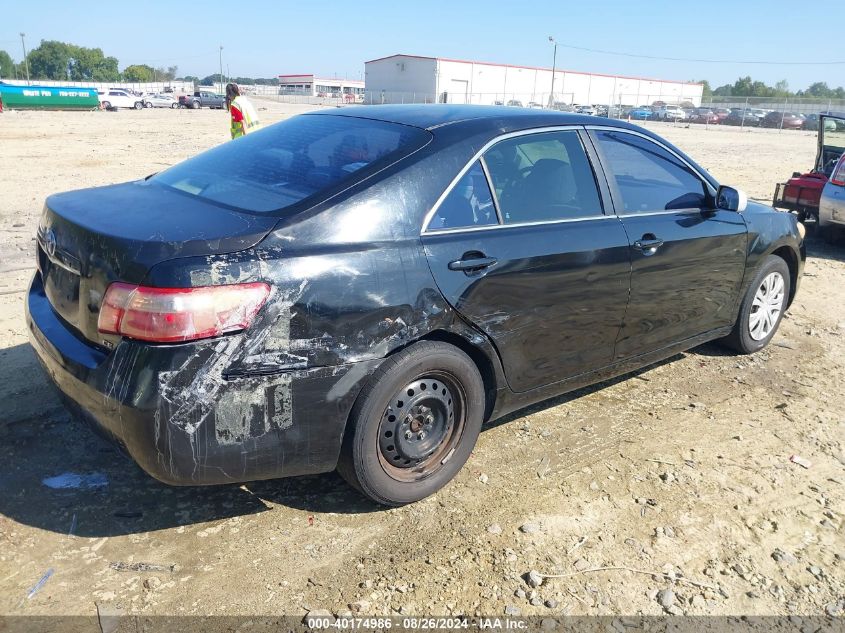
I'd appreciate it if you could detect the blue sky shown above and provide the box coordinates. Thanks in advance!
[2,0,842,89]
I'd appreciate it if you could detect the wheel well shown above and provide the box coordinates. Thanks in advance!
[418,330,498,424]
[771,246,798,307]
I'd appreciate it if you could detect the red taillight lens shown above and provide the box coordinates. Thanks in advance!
[830,158,845,187]
[97,282,271,343]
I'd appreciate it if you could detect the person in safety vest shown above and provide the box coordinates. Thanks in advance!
[225,83,260,139]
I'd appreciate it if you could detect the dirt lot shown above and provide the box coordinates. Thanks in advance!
[0,102,843,621]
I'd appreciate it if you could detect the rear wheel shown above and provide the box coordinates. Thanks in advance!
[722,255,790,354]
[170,102,177,109]
[134,101,143,110]
[191,100,200,109]
[102,101,111,109]
[337,341,484,506]
[144,101,152,108]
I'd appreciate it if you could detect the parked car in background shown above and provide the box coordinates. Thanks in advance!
[574,104,596,115]
[819,153,845,241]
[552,102,574,112]
[179,91,226,109]
[711,108,731,122]
[97,89,144,110]
[653,105,686,121]
[688,108,720,124]
[506,99,524,107]
[724,109,761,126]
[527,101,544,109]
[143,93,178,109]
[760,111,804,129]
[26,105,804,505]
[803,113,839,131]
[628,106,653,120]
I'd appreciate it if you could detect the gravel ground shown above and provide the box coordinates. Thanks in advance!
[0,103,842,620]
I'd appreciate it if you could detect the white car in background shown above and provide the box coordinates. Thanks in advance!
[97,89,144,110]
[819,153,845,242]
[143,93,178,108]
[654,105,687,121]
[574,104,596,115]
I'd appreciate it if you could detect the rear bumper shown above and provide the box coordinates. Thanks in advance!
[25,273,379,486]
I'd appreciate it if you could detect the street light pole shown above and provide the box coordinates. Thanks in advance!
[548,36,557,108]
[219,45,224,95]
[20,32,30,85]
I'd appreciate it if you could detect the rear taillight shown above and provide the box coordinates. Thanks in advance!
[830,158,845,187]
[97,282,270,343]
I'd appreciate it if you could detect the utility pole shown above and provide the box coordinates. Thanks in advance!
[548,36,557,108]
[20,32,30,85]
[219,45,224,95]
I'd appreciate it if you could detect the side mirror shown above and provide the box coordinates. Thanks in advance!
[716,185,747,213]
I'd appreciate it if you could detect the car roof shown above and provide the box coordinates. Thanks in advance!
[303,104,639,132]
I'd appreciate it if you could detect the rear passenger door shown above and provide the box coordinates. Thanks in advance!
[588,128,747,360]
[422,129,632,393]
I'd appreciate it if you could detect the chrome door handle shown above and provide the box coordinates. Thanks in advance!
[448,256,498,272]
[633,237,664,253]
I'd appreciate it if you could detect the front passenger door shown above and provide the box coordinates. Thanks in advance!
[589,129,748,360]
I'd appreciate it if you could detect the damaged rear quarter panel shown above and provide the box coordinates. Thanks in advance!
[129,143,503,484]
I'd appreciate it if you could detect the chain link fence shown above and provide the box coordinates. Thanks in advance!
[269,90,845,134]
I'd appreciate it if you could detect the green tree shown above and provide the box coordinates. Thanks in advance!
[0,50,15,78]
[24,40,120,81]
[123,64,155,82]
[26,40,74,79]
[69,46,119,81]
[806,82,832,98]
[200,73,222,86]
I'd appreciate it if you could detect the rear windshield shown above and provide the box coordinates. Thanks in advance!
[153,114,430,213]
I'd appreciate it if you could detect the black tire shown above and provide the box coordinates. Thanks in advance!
[191,100,200,109]
[134,101,143,110]
[337,341,484,506]
[102,101,111,109]
[170,103,177,109]
[722,255,791,354]
[144,101,152,108]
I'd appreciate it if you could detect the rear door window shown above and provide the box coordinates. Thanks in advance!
[593,130,707,214]
[153,115,431,213]
[428,161,497,230]
[483,130,603,224]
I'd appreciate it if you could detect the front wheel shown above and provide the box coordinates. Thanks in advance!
[721,255,791,354]
[134,101,143,110]
[102,101,111,109]
[170,102,177,109]
[337,341,484,506]
[144,101,152,108]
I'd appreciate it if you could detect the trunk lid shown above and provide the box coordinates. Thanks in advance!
[37,179,278,346]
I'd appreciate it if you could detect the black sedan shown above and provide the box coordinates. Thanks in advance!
[26,106,805,505]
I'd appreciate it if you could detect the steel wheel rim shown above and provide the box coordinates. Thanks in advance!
[377,372,466,483]
[748,271,785,341]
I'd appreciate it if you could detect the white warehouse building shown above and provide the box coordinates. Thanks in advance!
[364,54,703,108]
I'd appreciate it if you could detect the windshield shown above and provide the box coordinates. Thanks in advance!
[153,114,430,213]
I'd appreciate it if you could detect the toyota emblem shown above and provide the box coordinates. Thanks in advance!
[44,229,57,258]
